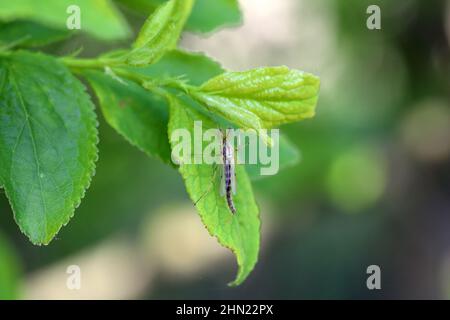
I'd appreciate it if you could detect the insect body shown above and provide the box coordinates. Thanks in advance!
[193,128,237,215]
[221,129,237,214]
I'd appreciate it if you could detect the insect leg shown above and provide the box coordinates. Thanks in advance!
[194,164,219,206]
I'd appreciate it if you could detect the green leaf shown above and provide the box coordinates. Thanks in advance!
[167,95,260,286]
[0,51,98,245]
[186,0,242,33]
[245,133,301,180]
[126,49,224,86]
[127,0,194,66]
[0,0,130,41]
[115,0,242,34]
[0,20,71,48]
[0,232,21,299]
[84,70,171,164]
[189,66,320,132]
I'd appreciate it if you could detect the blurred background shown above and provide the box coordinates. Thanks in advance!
[0,0,449,299]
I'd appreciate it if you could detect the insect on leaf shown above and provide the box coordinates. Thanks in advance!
[167,95,260,286]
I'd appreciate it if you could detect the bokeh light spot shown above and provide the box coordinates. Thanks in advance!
[326,145,387,213]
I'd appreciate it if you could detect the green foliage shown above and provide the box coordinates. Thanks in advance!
[84,49,227,165]
[0,0,320,284]
[0,51,98,245]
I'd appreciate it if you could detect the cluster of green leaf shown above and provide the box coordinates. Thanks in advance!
[0,0,319,285]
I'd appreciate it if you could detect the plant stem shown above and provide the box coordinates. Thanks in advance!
[60,56,123,70]
[61,55,195,100]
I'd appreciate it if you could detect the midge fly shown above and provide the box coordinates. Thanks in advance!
[220,129,237,214]
[171,121,281,214]
[193,128,238,215]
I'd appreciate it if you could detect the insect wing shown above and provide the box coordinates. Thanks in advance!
[220,164,226,196]
[230,162,236,195]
